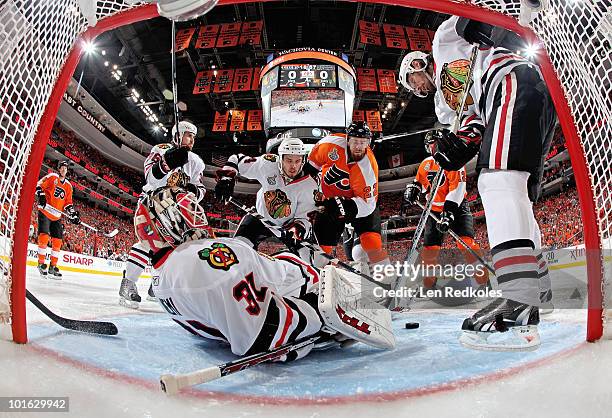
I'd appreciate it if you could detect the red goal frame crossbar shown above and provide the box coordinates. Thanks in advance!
[10,0,604,343]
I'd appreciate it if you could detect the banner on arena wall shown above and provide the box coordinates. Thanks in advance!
[213,69,235,93]
[251,67,261,90]
[195,24,219,49]
[358,20,382,45]
[247,110,263,131]
[388,153,404,168]
[216,22,242,48]
[239,20,263,45]
[377,69,398,93]
[357,68,378,92]
[232,68,254,92]
[405,27,432,51]
[383,24,408,49]
[365,110,382,132]
[175,27,196,51]
[213,111,229,132]
[193,70,214,94]
[62,92,106,133]
[352,110,365,122]
[230,110,247,131]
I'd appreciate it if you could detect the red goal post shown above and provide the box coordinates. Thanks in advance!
[1,0,609,343]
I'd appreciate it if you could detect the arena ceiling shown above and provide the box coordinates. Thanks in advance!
[73,1,451,169]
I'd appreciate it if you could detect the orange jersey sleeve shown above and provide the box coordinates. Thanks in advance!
[413,157,466,212]
[37,174,74,220]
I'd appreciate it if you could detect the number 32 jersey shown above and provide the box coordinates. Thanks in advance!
[152,238,322,356]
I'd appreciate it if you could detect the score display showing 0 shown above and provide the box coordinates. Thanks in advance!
[279,64,337,88]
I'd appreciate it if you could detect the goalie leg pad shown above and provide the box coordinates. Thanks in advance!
[318,265,395,350]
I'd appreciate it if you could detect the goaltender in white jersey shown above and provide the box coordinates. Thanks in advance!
[215,138,319,251]
[119,120,207,309]
[134,187,394,361]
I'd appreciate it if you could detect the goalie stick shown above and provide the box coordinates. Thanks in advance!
[160,334,324,394]
[225,197,391,291]
[26,290,118,335]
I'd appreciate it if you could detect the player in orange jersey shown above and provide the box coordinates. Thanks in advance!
[307,121,393,280]
[403,134,488,288]
[35,160,80,279]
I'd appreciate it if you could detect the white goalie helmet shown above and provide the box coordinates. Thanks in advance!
[171,120,198,145]
[277,138,309,179]
[398,51,434,98]
[134,187,212,253]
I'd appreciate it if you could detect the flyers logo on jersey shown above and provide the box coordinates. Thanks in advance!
[198,242,239,271]
[264,189,292,219]
[440,59,474,112]
[323,164,350,191]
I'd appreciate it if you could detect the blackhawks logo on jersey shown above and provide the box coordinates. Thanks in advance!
[198,242,239,271]
[166,170,190,188]
[263,153,277,162]
[264,189,292,219]
[440,59,474,112]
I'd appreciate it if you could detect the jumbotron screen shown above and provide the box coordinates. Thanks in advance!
[278,64,337,88]
[270,89,345,127]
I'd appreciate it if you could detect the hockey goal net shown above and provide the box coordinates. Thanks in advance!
[0,0,610,343]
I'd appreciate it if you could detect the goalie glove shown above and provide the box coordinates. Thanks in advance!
[161,146,189,172]
[431,127,482,171]
[185,183,206,202]
[437,200,458,233]
[214,169,236,202]
[280,220,307,252]
[65,205,81,225]
[35,186,46,207]
[403,183,421,206]
[315,197,358,223]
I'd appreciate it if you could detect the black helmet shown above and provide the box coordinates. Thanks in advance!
[424,131,436,155]
[58,160,69,169]
[346,121,372,141]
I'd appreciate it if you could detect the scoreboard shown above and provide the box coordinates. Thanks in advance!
[278,64,337,88]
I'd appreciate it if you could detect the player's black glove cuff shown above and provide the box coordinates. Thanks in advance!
[215,169,236,202]
[437,209,455,233]
[280,221,307,252]
[403,183,420,206]
[316,197,358,223]
[162,146,190,171]
[65,206,81,225]
[455,18,495,46]
[36,186,47,207]
[431,128,481,171]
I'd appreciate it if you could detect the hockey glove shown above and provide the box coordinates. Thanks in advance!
[403,183,421,206]
[280,220,307,252]
[161,146,189,171]
[214,169,236,202]
[35,186,47,207]
[437,200,458,233]
[316,197,358,224]
[185,183,205,202]
[431,128,482,171]
[65,206,81,225]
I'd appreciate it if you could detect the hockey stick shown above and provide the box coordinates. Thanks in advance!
[26,289,118,335]
[226,197,391,291]
[160,334,322,394]
[414,201,495,275]
[57,210,119,238]
[170,20,180,137]
[373,127,439,143]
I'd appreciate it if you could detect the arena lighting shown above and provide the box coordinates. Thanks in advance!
[387,102,393,109]
[101,50,106,56]
[153,126,159,132]
[103,61,109,67]
[83,41,96,54]
[523,43,540,59]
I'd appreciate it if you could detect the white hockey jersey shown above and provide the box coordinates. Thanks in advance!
[223,154,319,233]
[152,238,322,356]
[432,16,535,128]
[142,143,206,199]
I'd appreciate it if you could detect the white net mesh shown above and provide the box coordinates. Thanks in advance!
[0,0,610,339]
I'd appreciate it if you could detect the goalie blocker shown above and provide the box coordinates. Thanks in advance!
[134,187,394,364]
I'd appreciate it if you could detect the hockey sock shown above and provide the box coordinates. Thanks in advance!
[491,239,540,306]
[50,238,62,267]
[535,250,552,300]
[421,245,440,288]
[458,236,489,284]
[37,233,49,264]
[360,232,388,264]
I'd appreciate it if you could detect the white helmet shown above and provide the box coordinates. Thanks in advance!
[277,138,308,179]
[398,51,434,98]
[172,120,198,145]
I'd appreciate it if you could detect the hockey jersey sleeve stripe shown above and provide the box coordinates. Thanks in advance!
[127,258,146,271]
[245,298,281,355]
[283,298,308,343]
[130,246,150,258]
[129,252,149,266]
[273,299,294,348]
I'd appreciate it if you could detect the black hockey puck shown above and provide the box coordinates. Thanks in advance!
[405,322,420,329]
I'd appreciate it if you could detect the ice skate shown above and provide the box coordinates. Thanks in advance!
[459,297,540,351]
[37,263,48,278]
[47,265,62,280]
[119,278,141,309]
[146,283,157,302]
